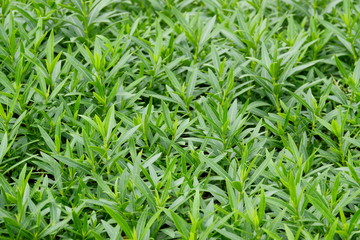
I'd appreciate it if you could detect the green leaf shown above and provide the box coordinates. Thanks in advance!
[199,16,216,48]
[38,126,56,153]
[307,195,336,222]
[199,153,232,181]
[64,52,93,82]
[54,155,91,174]
[103,206,134,239]
[165,209,190,239]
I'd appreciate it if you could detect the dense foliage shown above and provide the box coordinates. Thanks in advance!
[0,0,360,239]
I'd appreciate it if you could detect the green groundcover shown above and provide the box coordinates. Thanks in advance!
[0,0,359,239]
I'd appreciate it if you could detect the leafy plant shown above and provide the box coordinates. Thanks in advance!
[0,0,360,239]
